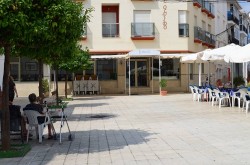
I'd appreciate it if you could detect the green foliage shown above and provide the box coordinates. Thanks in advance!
[0,144,31,158]
[58,46,92,72]
[233,76,245,87]
[42,79,49,93]
[159,79,167,89]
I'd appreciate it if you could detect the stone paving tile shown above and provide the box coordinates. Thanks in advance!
[3,94,250,165]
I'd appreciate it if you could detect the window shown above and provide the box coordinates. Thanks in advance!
[102,5,119,37]
[194,15,197,26]
[178,11,189,37]
[96,59,117,80]
[153,59,180,80]
[208,24,211,33]
[20,57,39,82]
[132,10,154,37]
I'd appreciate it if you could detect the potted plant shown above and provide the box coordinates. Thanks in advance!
[233,76,245,88]
[42,79,50,97]
[159,79,167,96]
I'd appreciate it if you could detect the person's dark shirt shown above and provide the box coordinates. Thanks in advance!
[9,105,21,119]
[9,80,15,95]
[23,103,43,114]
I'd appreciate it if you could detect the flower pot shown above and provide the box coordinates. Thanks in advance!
[160,90,167,96]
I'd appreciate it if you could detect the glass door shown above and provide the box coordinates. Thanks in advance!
[126,60,148,87]
[137,61,147,87]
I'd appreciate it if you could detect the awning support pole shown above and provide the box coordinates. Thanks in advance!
[152,57,153,94]
[125,58,126,94]
[159,56,161,95]
[129,57,131,96]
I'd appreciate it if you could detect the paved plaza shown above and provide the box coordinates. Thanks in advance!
[2,93,250,165]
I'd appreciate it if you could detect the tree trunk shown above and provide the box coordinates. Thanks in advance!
[55,68,59,105]
[1,45,11,151]
[38,59,43,104]
[65,74,68,99]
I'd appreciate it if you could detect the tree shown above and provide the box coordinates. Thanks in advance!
[58,46,92,98]
[0,0,92,150]
[0,0,31,150]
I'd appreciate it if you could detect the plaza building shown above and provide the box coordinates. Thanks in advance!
[8,0,249,96]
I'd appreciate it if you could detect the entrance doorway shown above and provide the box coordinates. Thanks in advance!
[126,59,148,87]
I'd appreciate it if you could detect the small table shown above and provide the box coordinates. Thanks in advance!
[46,102,72,144]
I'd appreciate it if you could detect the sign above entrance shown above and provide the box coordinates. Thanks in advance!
[128,49,160,57]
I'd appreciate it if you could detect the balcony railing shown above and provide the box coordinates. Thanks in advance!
[179,23,189,37]
[227,11,239,25]
[194,26,203,43]
[80,24,87,40]
[193,0,202,8]
[200,30,216,48]
[131,23,155,38]
[240,25,248,34]
[102,23,119,37]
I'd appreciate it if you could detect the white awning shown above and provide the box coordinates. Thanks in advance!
[128,49,160,57]
[91,55,127,59]
[161,53,189,59]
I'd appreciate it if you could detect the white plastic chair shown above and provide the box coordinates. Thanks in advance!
[218,92,231,108]
[211,89,220,106]
[193,86,205,102]
[243,93,250,114]
[232,88,247,108]
[24,110,50,143]
[189,85,197,101]
[207,88,214,102]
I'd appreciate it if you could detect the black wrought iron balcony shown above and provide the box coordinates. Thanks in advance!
[240,25,248,35]
[201,30,215,48]
[80,24,87,40]
[102,23,119,38]
[227,11,239,25]
[194,26,203,43]
[131,22,155,40]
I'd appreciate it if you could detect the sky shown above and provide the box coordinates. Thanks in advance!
[239,1,250,13]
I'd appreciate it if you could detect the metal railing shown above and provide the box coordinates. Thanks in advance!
[227,11,239,25]
[194,26,203,41]
[193,0,202,5]
[102,23,119,37]
[131,22,155,37]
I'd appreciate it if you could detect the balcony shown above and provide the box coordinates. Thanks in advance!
[131,23,155,40]
[194,26,203,43]
[228,34,240,45]
[201,1,210,15]
[227,11,239,25]
[240,25,248,36]
[201,31,216,48]
[193,0,202,8]
[80,25,87,40]
[102,23,119,38]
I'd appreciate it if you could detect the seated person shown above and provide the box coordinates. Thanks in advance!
[23,93,53,139]
[224,81,232,88]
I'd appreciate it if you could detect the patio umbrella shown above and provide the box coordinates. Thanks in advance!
[181,51,208,86]
[224,43,250,86]
[202,44,242,87]
[202,44,241,61]
[224,43,250,63]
